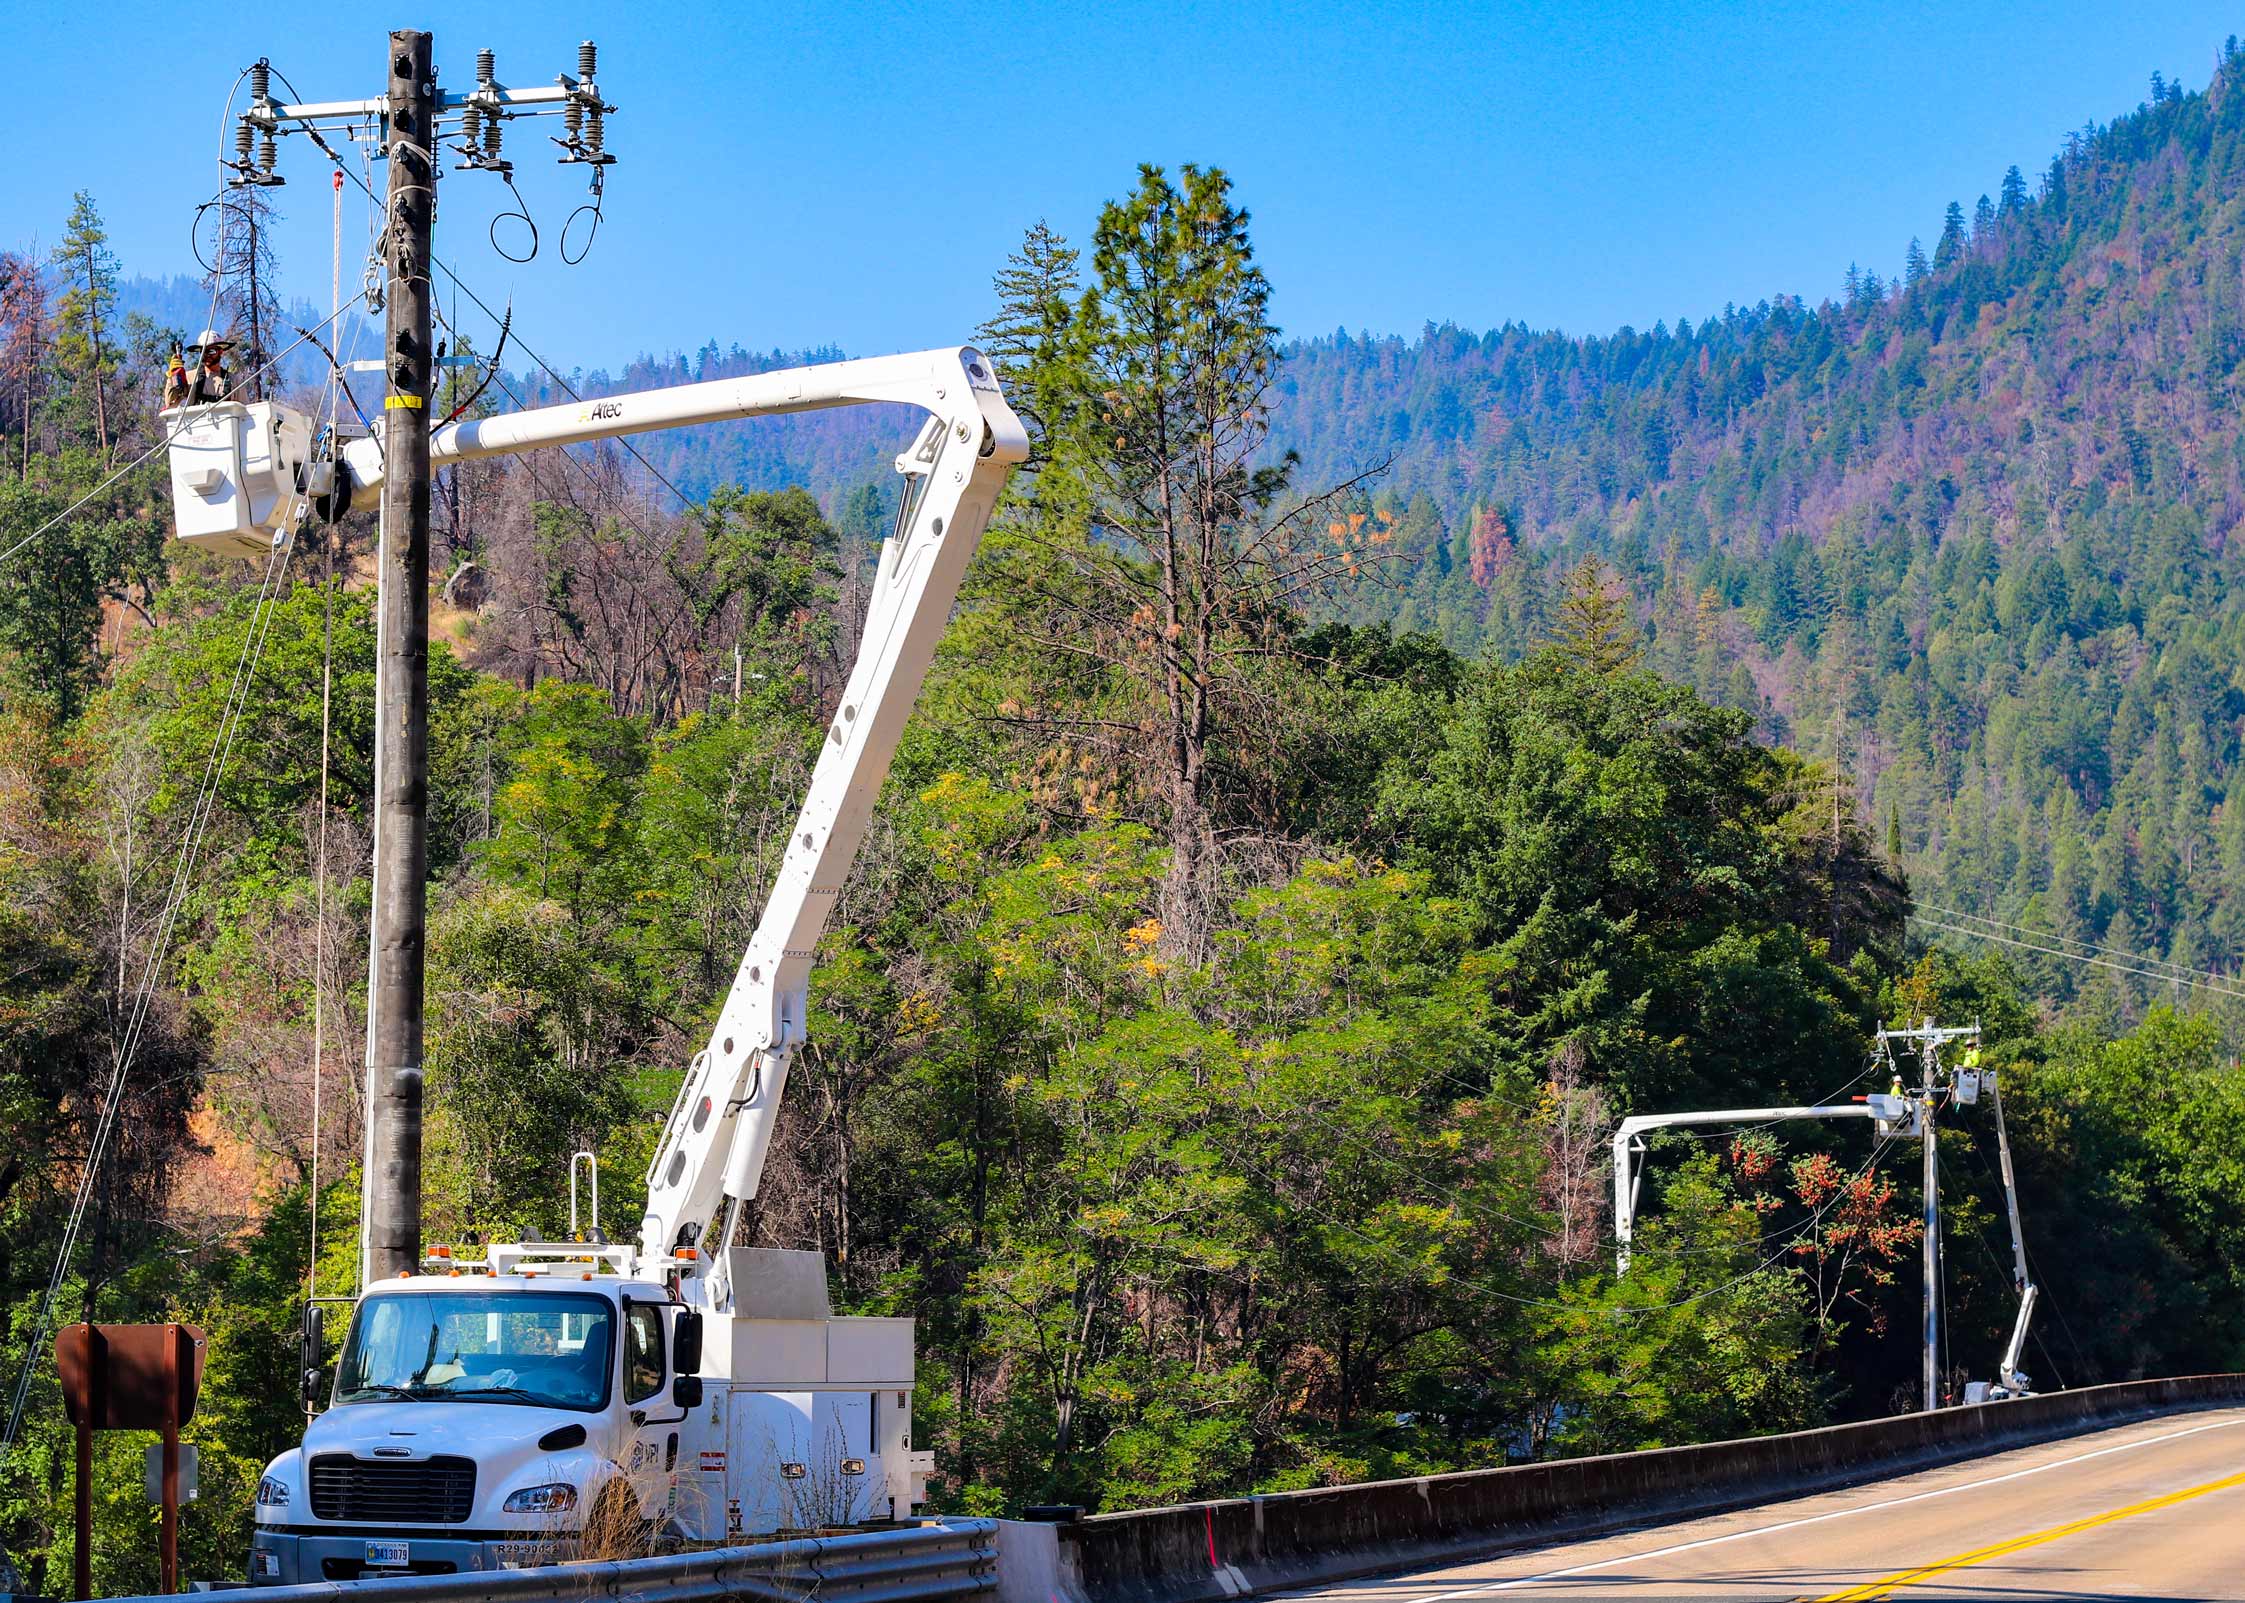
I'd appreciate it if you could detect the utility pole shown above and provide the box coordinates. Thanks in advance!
[1877,1017,1980,1412]
[366,29,435,1282]
[232,36,614,1286]
[1919,1043,1939,1412]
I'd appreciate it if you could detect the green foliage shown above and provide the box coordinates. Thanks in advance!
[1383,651,1891,1112]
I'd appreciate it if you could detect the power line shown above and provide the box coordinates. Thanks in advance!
[1919,903,2243,993]
[306,138,698,518]
[1914,914,2245,1003]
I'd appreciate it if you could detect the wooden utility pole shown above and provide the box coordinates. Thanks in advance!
[367,28,435,1282]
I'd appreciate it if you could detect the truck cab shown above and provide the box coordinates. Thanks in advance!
[248,1243,928,1583]
[249,1247,698,1582]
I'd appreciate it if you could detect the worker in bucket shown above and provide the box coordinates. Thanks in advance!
[184,329,234,405]
[161,342,191,409]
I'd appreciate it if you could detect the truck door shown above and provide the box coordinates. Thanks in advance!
[620,1301,677,1523]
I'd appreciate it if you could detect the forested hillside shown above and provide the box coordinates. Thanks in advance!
[597,49,2245,1015]
[1285,51,2245,1012]
[3,40,2245,1599]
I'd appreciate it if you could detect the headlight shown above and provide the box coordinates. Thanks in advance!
[256,1475,289,1508]
[503,1482,578,1514]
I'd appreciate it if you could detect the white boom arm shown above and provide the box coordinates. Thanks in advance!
[1612,1098,1912,1273]
[1986,1071,2038,1391]
[222,345,1028,1280]
[587,349,1026,1283]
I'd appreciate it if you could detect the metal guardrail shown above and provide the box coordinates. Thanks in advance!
[107,1519,998,1603]
[1042,1376,2245,1603]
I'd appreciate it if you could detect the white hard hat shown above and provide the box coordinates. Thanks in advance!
[189,328,233,351]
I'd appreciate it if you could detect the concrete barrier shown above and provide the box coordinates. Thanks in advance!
[999,1374,2245,1603]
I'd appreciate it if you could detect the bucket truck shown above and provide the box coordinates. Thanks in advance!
[1614,1025,2041,1411]
[162,343,1027,1580]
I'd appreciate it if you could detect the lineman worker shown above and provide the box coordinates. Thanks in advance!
[161,342,190,409]
[184,329,234,405]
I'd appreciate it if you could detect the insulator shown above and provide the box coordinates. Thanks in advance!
[459,100,482,149]
[564,97,583,143]
[235,120,254,165]
[250,60,270,104]
[259,127,278,174]
[476,48,496,88]
[586,104,604,160]
[484,113,502,161]
[578,40,597,81]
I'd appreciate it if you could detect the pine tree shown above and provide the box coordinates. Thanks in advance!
[50,191,118,459]
[1548,558,1641,674]
[1904,237,1930,288]
[1935,201,1966,270]
[0,251,43,479]
[1973,194,1996,240]
[1999,164,2029,218]
[976,219,1079,463]
[203,186,283,402]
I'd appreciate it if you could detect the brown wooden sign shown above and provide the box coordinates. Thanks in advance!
[55,1322,205,1429]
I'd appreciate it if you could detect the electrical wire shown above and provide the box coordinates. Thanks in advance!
[303,107,692,517]
[488,173,539,265]
[1918,904,2245,996]
[1914,914,2245,1002]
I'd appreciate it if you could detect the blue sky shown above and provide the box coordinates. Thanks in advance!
[5,1,2234,373]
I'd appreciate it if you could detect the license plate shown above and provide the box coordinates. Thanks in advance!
[366,1541,410,1568]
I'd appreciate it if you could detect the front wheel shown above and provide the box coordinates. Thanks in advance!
[581,1481,658,1560]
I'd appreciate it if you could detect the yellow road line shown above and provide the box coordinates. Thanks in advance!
[1810,1466,2245,1600]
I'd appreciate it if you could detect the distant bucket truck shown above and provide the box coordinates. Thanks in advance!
[1612,1021,2039,1413]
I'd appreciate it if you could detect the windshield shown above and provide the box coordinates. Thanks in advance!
[335,1292,614,1412]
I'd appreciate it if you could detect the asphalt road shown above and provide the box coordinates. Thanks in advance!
[1283,1406,2245,1601]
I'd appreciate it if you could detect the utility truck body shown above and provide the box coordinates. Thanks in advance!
[249,1247,927,1580]
[169,343,1026,1580]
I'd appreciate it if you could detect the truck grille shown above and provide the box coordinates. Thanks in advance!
[307,1454,477,1524]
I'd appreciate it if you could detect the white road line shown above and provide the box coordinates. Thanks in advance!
[1372,1413,2245,1601]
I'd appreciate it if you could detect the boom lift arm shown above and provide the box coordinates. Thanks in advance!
[1984,1068,2038,1394]
[169,345,1028,1287]
[1612,1098,1912,1273]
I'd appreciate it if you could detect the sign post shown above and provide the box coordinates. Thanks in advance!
[54,1324,206,1597]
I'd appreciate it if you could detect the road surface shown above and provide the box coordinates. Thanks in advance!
[1285,1406,2245,1601]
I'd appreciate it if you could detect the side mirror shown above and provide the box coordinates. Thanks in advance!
[672,1310,703,1376]
[299,1305,327,1410]
[672,1375,704,1410]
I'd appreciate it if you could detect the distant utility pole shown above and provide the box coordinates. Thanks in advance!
[234,34,616,1285]
[1877,1018,1982,1413]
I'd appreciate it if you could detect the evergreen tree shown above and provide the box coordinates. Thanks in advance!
[1935,202,1967,270]
[1973,193,1997,239]
[1904,237,1930,288]
[1548,558,1641,674]
[1999,164,2029,218]
[975,219,1079,463]
[202,185,282,402]
[50,191,118,459]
